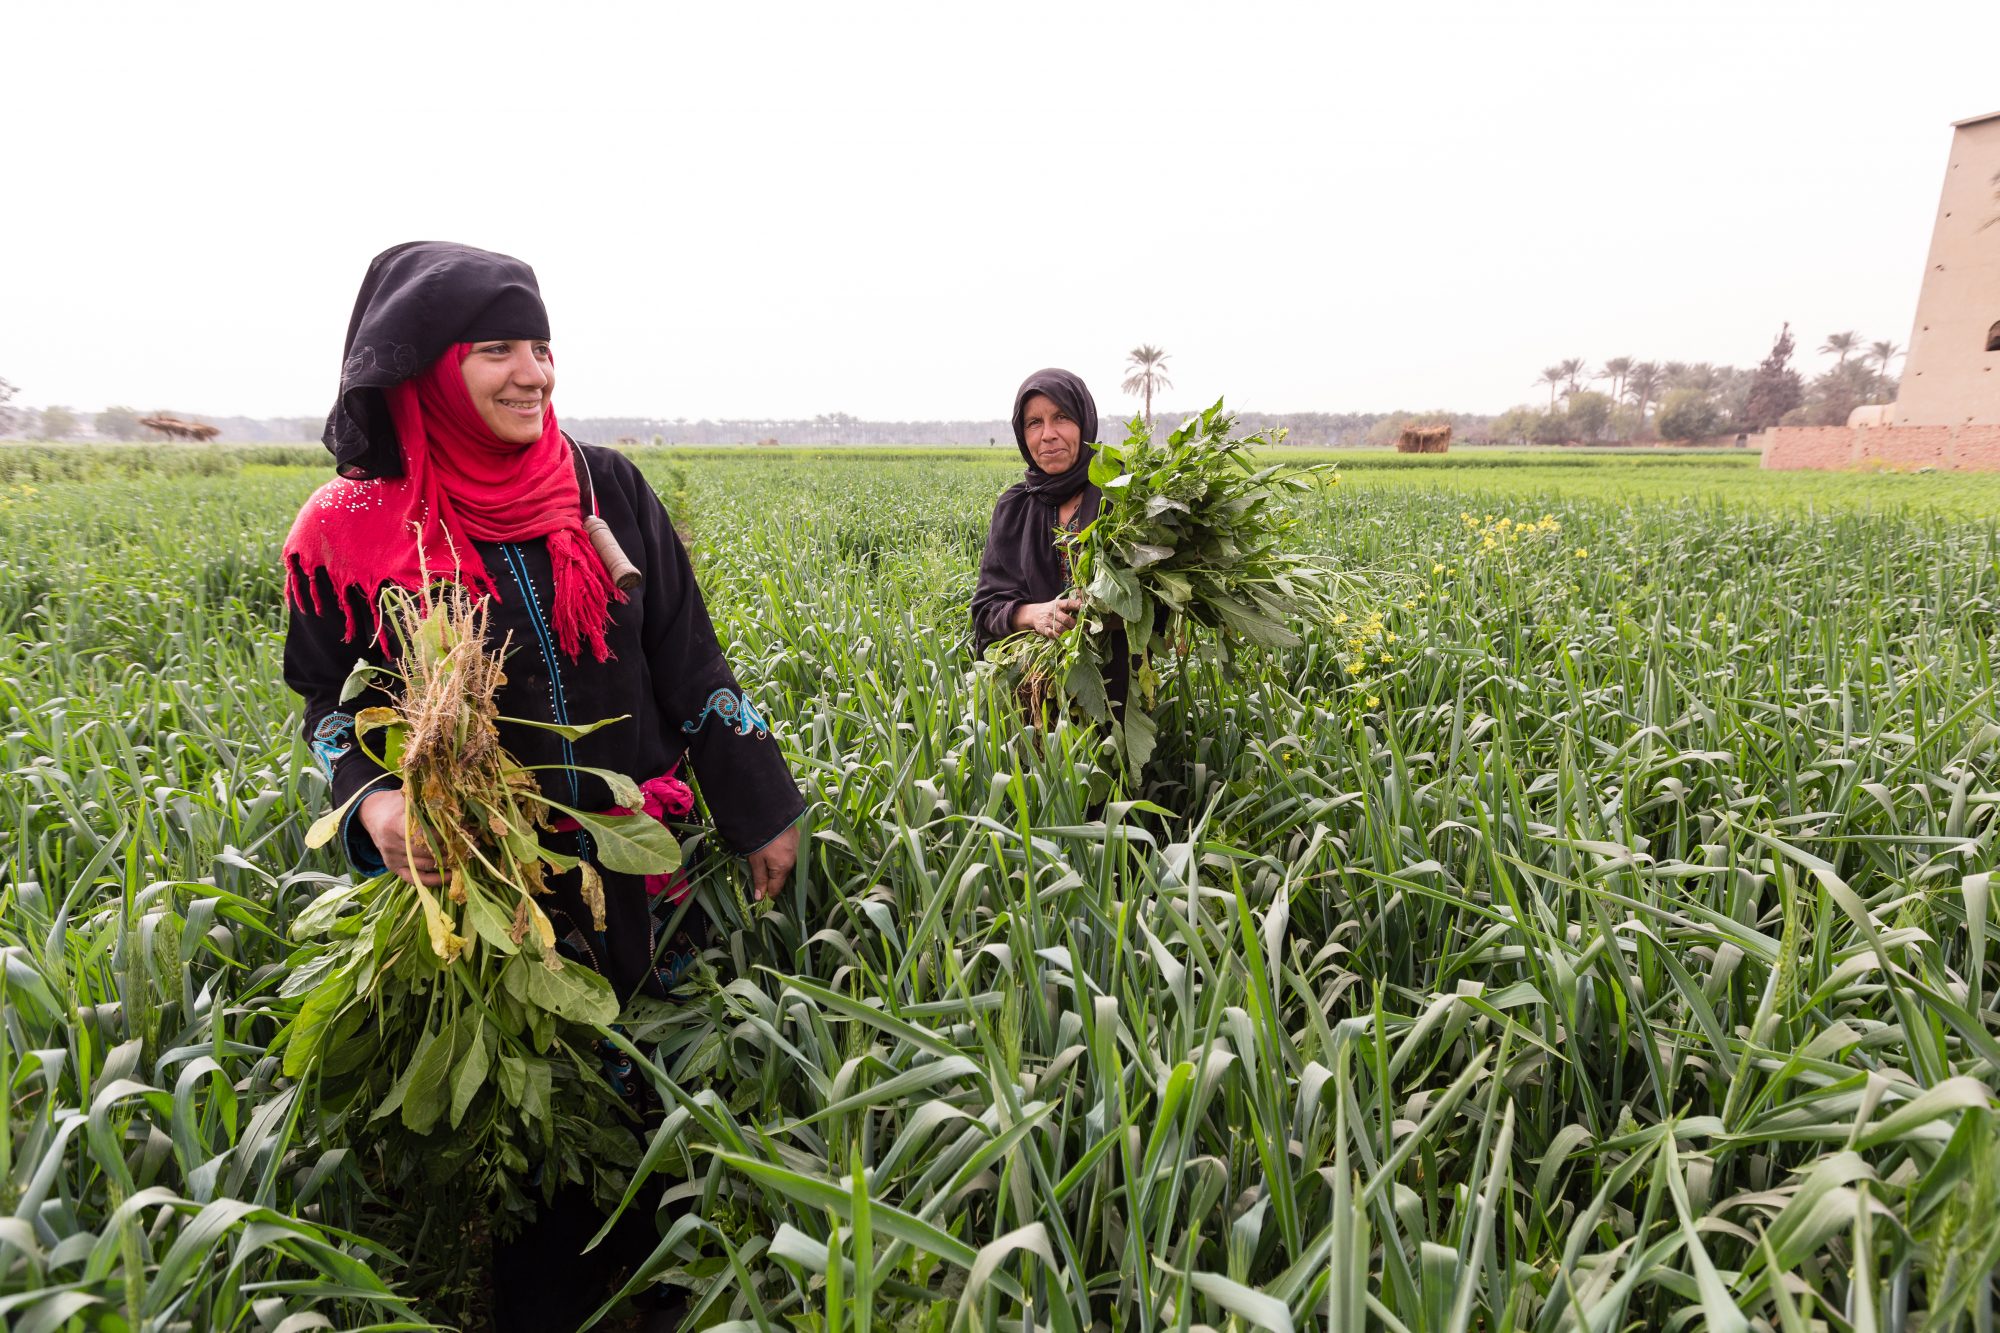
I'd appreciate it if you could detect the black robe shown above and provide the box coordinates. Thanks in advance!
[969,482,1133,708]
[971,483,1098,654]
[284,443,804,998]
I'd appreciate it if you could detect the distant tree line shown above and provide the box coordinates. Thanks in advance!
[0,322,1911,449]
[1493,330,1903,445]
[559,409,1509,448]
[0,401,323,443]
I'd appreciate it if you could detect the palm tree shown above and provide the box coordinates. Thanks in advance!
[1866,340,1902,400]
[1669,361,1720,394]
[1819,331,1859,368]
[1624,361,1663,436]
[1598,357,1633,404]
[1535,365,1567,412]
[1122,345,1173,430]
[1556,357,1589,397]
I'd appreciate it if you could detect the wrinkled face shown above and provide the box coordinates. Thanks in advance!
[1021,393,1081,474]
[461,339,555,445]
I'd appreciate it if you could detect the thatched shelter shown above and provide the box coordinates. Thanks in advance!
[139,415,221,442]
[1396,423,1451,454]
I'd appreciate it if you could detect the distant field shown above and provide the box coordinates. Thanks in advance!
[10,438,1994,517]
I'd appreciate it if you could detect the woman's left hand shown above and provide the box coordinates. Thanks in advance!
[746,822,801,902]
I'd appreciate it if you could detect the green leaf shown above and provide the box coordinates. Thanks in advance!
[1125,707,1158,770]
[521,1056,552,1125]
[1186,1269,1294,1332]
[524,798,682,876]
[289,879,370,939]
[513,763,646,810]
[495,713,631,741]
[713,1153,987,1274]
[371,1024,434,1124]
[304,783,373,852]
[281,962,357,1079]
[338,657,378,704]
[1208,591,1300,647]
[1152,569,1193,608]
[1087,564,1145,622]
[450,1021,491,1128]
[462,887,520,954]
[1065,659,1111,722]
[400,1016,458,1134]
[505,949,620,1025]
[497,1052,527,1108]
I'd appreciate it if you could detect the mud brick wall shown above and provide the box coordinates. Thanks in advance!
[1763,424,2000,470]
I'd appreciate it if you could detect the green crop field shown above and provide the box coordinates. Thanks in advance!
[3,443,1998,1330]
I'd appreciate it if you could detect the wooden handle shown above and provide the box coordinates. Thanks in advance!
[582,516,643,591]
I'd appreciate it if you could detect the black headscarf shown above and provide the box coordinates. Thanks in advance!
[323,241,551,478]
[1012,367,1098,502]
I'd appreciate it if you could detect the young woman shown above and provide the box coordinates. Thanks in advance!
[282,240,803,1326]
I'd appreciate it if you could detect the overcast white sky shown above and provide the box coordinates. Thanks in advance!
[4,0,1995,423]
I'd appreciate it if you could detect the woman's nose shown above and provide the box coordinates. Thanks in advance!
[512,354,550,387]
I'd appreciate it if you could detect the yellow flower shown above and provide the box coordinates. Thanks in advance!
[1402,598,1417,609]
[1432,563,1445,573]
[1379,652,1392,662]
[1333,612,1348,626]
[1365,695,1380,707]
[1574,547,1588,558]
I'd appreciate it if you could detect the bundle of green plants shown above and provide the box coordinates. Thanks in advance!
[275,580,683,1228]
[990,400,1351,768]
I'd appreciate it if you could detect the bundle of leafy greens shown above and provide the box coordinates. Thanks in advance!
[275,580,683,1227]
[989,400,1345,769]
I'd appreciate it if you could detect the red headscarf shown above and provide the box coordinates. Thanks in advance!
[284,343,622,660]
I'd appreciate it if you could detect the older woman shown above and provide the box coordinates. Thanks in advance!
[282,241,802,1326]
[970,367,1134,710]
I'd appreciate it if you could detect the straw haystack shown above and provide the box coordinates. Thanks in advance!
[1396,423,1451,454]
[140,415,221,442]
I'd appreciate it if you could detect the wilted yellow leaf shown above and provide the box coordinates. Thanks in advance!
[579,861,607,932]
[413,880,466,963]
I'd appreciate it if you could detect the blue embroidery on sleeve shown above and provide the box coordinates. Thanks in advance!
[681,688,770,739]
[311,712,356,780]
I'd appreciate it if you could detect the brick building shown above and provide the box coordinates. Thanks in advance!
[1765,110,2000,469]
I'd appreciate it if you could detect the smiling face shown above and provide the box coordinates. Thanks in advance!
[461,339,555,445]
[1020,393,1082,474]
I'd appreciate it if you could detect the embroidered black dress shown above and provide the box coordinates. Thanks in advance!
[284,443,805,1000]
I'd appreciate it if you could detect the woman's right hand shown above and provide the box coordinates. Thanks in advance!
[1014,597,1082,640]
[358,788,442,887]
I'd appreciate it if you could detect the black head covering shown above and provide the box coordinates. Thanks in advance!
[323,241,551,478]
[1011,367,1098,502]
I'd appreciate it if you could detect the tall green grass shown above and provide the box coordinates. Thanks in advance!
[3,446,1996,1328]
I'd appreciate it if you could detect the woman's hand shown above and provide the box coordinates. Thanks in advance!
[1014,597,1082,640]
[358,788,443,887]
[746,822,800,902]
